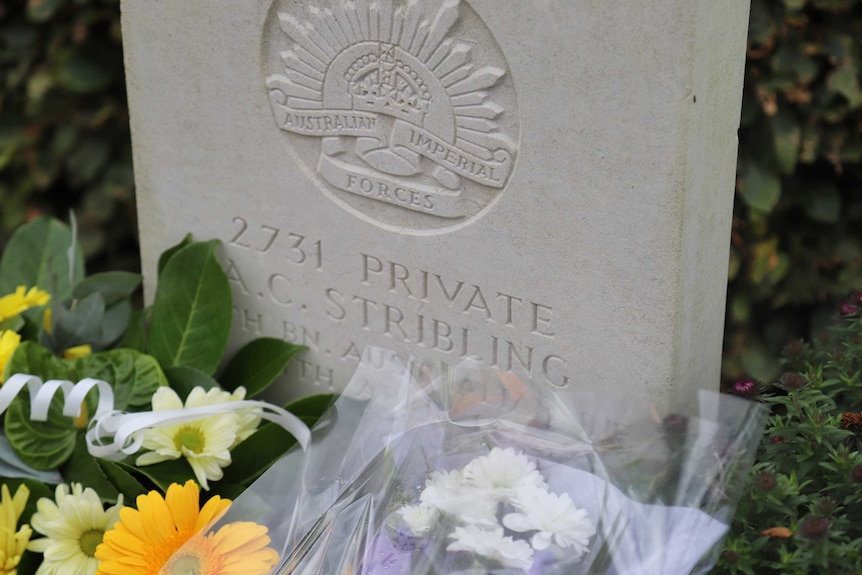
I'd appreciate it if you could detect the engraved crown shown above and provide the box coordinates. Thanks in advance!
[346,43,431,124]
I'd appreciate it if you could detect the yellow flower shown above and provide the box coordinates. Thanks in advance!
[0,331,22,384]
[63,344,93,360]
[0,483,33,575]
[95,480,278,575]
[0,286,50,322]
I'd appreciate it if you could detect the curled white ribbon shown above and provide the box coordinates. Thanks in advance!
[0,373,311,460]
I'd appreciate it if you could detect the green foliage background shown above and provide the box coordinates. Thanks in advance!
[1,0,861,382]
[0,0,136,273]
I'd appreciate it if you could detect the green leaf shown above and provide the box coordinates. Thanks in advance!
[73,271,142,306]
[738,161,781,213]
[284,393,337,419]
[3,340,71,381]
[122,307,150,353]
[769,110,800,175]
[60,436,120,503]
[5,394,77,470]
[164,365,220,401]
[0,217,84,301]
[73,349,167,409]
[49,292,106,351]
[158,233,193,277]
[56,49,113,94]
[221,423,299,486]
[95,299,133,349]
[148,241,232,375]
[219,338,305,397]
[122,458,195,492]
[97,459,148,503]
[805,183,841,224]
[0,316,25,332]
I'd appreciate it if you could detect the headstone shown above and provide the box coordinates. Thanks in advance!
[123,0,750,406]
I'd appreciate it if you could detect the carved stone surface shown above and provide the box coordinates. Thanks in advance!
[123,0,751,406]
[262,0,518,232]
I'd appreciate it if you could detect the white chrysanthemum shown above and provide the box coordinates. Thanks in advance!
[503,487,596,558]
[136,386,244,489]
[398,504,439,536]
[420,469,497,526]
[224,386,262,447]
[447,525,534,570]
[462,448,547,502]
[27,483,123,575]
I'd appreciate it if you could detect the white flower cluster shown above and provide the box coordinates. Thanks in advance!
[396,447,596,571]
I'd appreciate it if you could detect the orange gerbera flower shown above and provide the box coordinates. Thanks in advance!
[95,480,278,575]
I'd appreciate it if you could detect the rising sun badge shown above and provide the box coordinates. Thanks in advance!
[262,0,519,233]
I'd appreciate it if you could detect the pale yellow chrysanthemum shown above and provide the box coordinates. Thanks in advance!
[0,483,32,575]
[136,387,252,490]
[0,286,50,322]
[27,483,123,575]
[95,480,277,575]
[0,331,22,384]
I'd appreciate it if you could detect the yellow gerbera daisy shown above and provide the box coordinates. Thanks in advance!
[0,330,22,384]
[0,483,33,575]
[0,286,50,322]
[95,480,278,575]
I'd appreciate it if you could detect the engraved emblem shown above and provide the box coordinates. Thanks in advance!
[262,0,519,232]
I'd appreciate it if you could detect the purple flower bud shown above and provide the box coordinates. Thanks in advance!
[730,378,762,399]
[777,372,807,390]
[799,515,830,539]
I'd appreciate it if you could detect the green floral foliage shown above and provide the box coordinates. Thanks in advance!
[726,0,862,383]
[0,0,135,271]
[714,302,862,574]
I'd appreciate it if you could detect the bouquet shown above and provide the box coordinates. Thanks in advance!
[165,347,766,575]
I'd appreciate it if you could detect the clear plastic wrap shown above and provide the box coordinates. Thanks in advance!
[168,347,765,575]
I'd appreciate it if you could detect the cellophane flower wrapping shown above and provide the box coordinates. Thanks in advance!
[177,348,765,575]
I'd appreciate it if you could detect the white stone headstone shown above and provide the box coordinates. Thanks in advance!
[123,0,750,406]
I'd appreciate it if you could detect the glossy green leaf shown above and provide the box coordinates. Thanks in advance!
[221,423,299,486]
[284,394,337,419]
[164,365,220,401]
[73,349,167,409]
[148,240,232,375]
[219,338,305,397]
[158,233,194,277]
[122,458,195,493]
[0,216,84,301]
